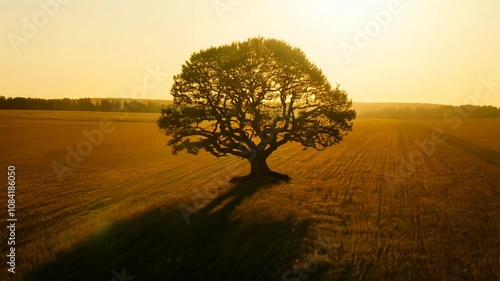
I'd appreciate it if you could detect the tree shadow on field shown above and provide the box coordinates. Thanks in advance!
[24,179,311,281]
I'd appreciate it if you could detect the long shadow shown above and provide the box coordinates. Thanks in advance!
[23,179,310,281]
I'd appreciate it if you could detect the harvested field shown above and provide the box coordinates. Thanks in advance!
[0,110,498,281]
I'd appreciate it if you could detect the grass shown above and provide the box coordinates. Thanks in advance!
[0,110,498,281]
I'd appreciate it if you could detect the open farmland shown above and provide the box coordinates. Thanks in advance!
[0,110,499,281]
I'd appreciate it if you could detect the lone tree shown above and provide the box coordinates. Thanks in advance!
[158,37,356,181]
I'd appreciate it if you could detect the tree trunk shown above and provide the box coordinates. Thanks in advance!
[249,152,272,177]
[230,151,291,182]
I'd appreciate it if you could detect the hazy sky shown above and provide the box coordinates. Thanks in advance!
[1,0,499,105]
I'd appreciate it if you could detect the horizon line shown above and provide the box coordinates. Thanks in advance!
[1,95,499,108]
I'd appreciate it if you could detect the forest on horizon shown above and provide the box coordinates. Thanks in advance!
[1,95,499,119]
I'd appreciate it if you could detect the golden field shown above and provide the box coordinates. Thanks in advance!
[0,110,499,281]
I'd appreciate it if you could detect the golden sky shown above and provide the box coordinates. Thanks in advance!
[1,0,499,106]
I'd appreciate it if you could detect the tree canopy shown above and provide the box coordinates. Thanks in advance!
[158,37,356,181]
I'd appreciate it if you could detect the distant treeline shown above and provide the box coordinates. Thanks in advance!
[0,96,170,113]
[1,96,499,118]
[358,105,500,119]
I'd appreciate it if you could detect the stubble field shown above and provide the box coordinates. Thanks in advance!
[0,110,498,281]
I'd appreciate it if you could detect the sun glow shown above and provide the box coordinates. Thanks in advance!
[1,1,499,105]
[289,0,389,23]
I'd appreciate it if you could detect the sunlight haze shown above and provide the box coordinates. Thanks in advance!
[1,0,499,105]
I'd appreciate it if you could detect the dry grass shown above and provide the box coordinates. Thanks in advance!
[0,111,498,281]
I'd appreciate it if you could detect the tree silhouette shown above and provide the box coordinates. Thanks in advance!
[157,37,356,181]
